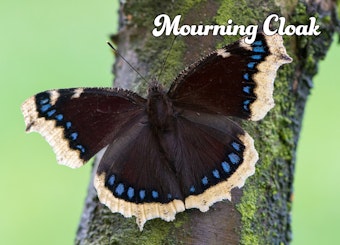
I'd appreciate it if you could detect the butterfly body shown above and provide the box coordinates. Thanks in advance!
[146,83,175,132]
[21,33,292,230]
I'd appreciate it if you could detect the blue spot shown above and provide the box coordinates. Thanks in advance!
[247,62,256,69]
[253,46,265,53]
[139,190,146,200]
[76,144,85,153]
[65,121,72,129]
[201,176,208,186]
[243,86,251,94]
[231,142,241,152]
[55,114,63,121]
[251,54,262,60]
[243,73,250,81]
[222,161,231,173]
[243,100,251,111]
[212,169,220,179]
[152,190,159,199]
[115,183,124,196]
[252,40,263,46]
[127,187,134,199]
[108,175,115,186]
[40,104,51,113]
[70,132,78,141]
[189,185,195,193]
[46,109,56,117]
[167,193,172,199]
[39,98,49,105]
[228,153,241,165]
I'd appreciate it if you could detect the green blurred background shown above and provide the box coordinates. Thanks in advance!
[1,1,339,244]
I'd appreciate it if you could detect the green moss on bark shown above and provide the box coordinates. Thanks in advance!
[214,1,299,244]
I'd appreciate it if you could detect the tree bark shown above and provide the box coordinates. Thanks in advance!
[75,0,339,244]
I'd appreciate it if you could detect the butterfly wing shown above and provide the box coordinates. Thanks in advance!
[163,110,258,211]
[21,88,146,168]
[168,33,292,121]
[94,119,186,230]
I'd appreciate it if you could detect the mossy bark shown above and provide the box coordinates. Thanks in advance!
[75,1,339,244]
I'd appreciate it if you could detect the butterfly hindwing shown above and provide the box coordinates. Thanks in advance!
[94,117,186,230]
[21,88,146,168]
[164,110,258,211]
[168,33,292,121]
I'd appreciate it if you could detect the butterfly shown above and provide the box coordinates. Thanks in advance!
[21,33,292,230]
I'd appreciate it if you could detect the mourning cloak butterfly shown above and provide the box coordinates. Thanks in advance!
[21,33,292,230]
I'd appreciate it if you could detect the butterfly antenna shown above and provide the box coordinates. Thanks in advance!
[106,41,148,84]
[157,36,178,82]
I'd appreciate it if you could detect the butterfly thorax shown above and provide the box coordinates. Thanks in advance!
[146,83,174,131]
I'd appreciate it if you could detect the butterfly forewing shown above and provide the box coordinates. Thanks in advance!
[168,33,292,121]
[21,88,146,168]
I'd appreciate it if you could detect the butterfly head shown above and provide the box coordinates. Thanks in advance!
[147,79,163,92]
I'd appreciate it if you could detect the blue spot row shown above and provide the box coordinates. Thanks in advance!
[106,174,164,202]
[35,92,86,156]
[186,140,244,196]
[242,73,253,96]
[243,99,251,111]
[197,139,243,190]
[246,39,267,71]
[252,40,266,52]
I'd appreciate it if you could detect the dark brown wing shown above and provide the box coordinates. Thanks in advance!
[21,88,146,168]
[163,111,258,211]
[94,119,185,230]
[168,33,292,121]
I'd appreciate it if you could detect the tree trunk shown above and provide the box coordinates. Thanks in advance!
[75,1,339,244]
